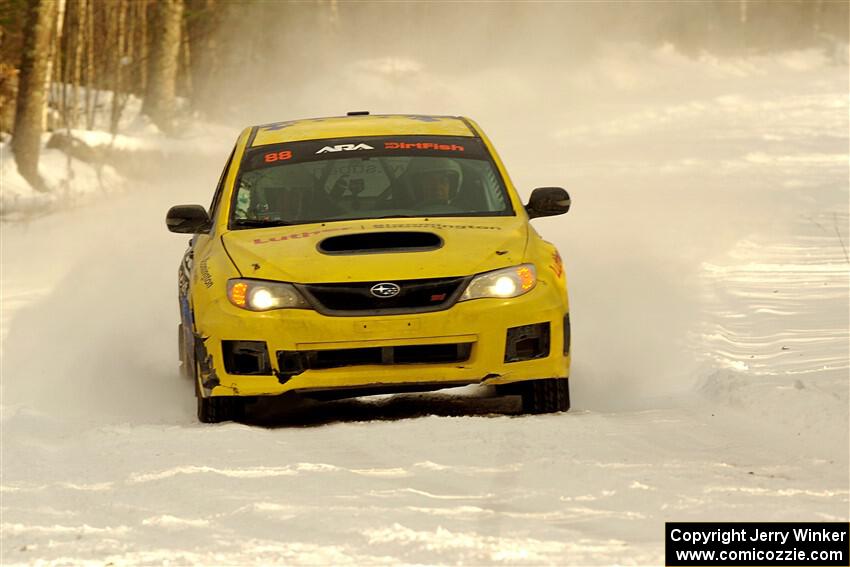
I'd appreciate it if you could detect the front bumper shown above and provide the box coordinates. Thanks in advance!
[193,284,569,397]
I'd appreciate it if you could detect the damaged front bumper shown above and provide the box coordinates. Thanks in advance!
[192,285,569,398]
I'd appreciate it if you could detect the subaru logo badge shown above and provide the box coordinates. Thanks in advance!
[370,283,400,298]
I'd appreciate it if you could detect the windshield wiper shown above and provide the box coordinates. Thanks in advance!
[232,219,297,228]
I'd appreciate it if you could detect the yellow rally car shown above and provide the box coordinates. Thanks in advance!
[166,113,572,422]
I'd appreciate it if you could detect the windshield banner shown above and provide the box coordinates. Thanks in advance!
[242,136,488,172]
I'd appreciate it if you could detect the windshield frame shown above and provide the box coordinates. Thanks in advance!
[226,135,516,230]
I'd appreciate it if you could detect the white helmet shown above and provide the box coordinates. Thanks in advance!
[407,157,463,201]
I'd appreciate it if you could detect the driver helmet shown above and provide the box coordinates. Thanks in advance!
[408,157,463,205]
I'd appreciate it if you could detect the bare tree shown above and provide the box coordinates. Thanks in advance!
[74,0,86,127]
[108,0,129,134]
[134,0,149,97]
[44,0,65,129]
[83,0,96,129]
[185,0,219,115]
[62,0,87,129]
[12,0,59,192]
[143,0,183,133]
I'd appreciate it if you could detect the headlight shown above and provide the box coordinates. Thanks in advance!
[459,264,536,301]
[227,279,310,311]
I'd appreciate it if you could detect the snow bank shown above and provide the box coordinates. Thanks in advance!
[0,135,123,219]
[1,90,237,219]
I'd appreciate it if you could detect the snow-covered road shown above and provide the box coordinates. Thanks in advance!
[1,397,845,565]
[1,46,847,565]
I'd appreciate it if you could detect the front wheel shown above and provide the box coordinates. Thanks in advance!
[520,378,570,414]
[194,364,243,423]
[197,393,243,423]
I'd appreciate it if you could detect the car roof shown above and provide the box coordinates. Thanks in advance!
[250,114,478,147]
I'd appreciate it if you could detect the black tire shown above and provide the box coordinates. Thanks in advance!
[197,393,242,423]
[194,364,242,423]
[520,378,570,414]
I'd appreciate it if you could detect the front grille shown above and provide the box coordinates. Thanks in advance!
[276,342,473,381]
[296,276,469,316]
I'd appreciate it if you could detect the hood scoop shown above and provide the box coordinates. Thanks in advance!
[318,231,443,255]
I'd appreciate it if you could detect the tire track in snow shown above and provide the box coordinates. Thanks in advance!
[699,214,849,376]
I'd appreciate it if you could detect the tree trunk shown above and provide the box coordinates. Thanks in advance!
[58,0,70,128]
[67,0,86,129]
[109,0,128,134]
[83,0,95,129]
[43,0,65,130]
[142,0,183,133]
[135,0,148,96]
[186,0,218,115]
[12,0,59,192]
[178,9,191,96]
[124,0,136,99]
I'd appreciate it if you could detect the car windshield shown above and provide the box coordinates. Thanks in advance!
[230,136,513,228]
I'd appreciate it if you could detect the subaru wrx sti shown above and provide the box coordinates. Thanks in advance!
[166,113,572,422]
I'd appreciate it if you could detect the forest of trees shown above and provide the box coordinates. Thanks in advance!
[0,0,846,192]
[0,0,331,191]
[0,0,265,190]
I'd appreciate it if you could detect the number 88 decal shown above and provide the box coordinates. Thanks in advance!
[264,150,292,163]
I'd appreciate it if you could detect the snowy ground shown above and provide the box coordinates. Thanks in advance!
[1,46,848,565]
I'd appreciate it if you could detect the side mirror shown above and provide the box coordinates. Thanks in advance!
[166,205,212,233]
[525,187,571,219]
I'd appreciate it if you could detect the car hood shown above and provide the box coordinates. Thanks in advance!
[221,217,528,283]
